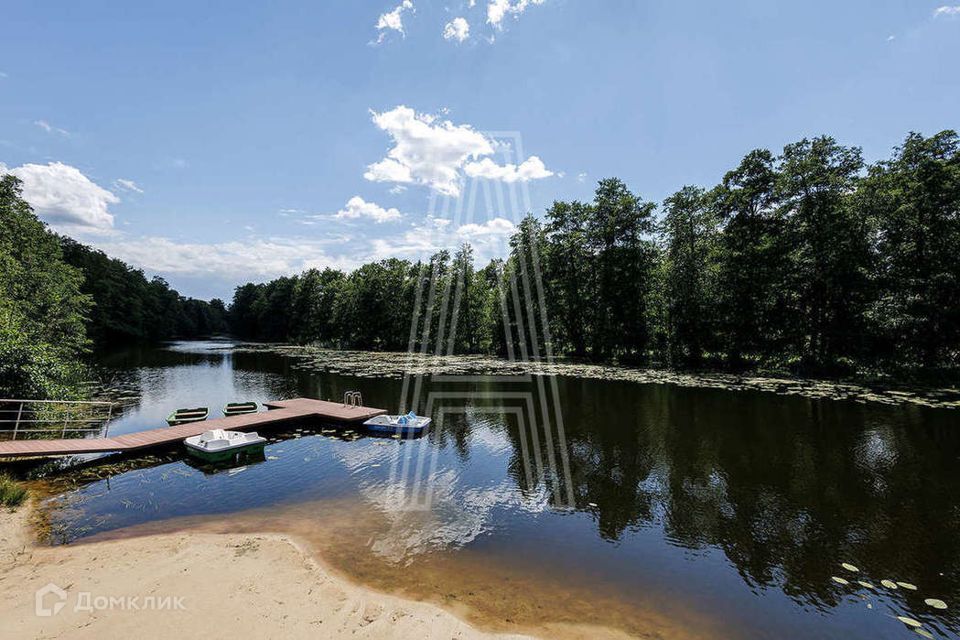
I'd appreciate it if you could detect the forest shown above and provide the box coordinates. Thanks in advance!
[228,131,960,377]
[0,174,227,398]
[2,130,958,399]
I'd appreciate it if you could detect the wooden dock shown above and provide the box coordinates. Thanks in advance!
[0,398,386,459]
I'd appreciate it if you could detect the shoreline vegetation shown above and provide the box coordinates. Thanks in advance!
[227,131,960,386]
[240,343,960,410]
[3,130,960,403]
[0,175,227,400]
[0,473,27,508]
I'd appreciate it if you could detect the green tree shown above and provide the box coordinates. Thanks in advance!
[586,179,657,360]
[859,130,960,368]
[713,149,785,367]
[777,137,868,369]
[544,200,593,357]
[660,185,719,365]
[0,175,90,398]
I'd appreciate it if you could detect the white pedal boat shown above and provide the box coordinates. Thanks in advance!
[363,412,431,435]
[184,429,267,456]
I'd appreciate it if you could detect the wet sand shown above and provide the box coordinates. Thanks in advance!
[1,502,535,640]
[29,497,727,640]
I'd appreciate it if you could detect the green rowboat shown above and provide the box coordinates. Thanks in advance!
[166,407,209,426]
[223,401,259,417]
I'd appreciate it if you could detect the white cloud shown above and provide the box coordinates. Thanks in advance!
[487,0,545,27]
[3,161,118,232]
[335,196,402,223]
[369,215,516,263]
[95,236,360,281]
[364,106,494,196]
[113,178,144,194]
[34,119,69,136]
[576,172,588,183]
[463,155,553,183]
[75,213,516,295]
[443,17,470,42]
[376,0,414,42]
[364,106,555,196]
[934,6,960,16]
[456,217,516,239]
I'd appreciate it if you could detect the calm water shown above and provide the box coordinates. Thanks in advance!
[33,340,960,638]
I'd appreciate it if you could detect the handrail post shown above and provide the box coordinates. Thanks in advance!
[104,403,114,437]
[12,401,23,440]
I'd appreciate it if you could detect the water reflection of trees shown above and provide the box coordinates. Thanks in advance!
[499,378,960,618]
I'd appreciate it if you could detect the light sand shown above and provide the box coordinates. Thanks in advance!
[0,503,535,640]
[46,498,724,640]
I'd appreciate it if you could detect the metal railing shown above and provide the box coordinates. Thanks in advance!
[0,399,116,440]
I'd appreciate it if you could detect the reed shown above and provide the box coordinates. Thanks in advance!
[0,474,28,508]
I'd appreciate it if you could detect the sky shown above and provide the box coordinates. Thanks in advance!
[1,0,958,300]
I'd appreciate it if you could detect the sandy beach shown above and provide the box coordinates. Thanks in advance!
[0,502,538,640]
[0,497,681,640]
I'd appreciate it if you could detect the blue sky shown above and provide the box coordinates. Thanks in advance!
[1,0,958,300]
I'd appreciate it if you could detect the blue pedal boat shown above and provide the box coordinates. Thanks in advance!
[363,411,431,435]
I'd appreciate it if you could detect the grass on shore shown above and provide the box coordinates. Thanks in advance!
[0,474,28,508]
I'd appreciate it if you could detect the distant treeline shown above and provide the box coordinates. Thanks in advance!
[59,239,229,343]
[229,130,960,376]
[0,174,226,397]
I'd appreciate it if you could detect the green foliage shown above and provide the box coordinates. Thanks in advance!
[777,137,868,369]
[232,130,960,376]
[0,474,28,508]
[59,238,228,343]
[1,172,225,399]
[858,131,960,368]
[0,175,90,398]
[660,185,719,365]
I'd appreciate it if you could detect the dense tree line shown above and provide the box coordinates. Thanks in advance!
[59,239,228,343]
[0,174,227,398]
[231,130,960,376]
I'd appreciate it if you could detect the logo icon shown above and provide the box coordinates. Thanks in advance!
[35,583,68,617]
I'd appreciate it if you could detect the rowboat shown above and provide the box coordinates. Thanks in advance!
[166,407,209,426]
[223,401,259,417]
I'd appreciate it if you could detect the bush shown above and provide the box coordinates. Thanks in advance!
[0,474,28,508]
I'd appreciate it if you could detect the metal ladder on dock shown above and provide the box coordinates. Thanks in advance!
[342,391,363,409]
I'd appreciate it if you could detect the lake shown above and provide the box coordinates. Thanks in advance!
[32,339,960,639]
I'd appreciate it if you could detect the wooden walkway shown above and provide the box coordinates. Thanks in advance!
[0,398,386,459]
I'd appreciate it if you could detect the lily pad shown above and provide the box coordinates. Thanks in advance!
[881,580,898,589]
[896,616,922,629]
[898,582,919,591]
[914,629,934,639]
[831,576,850,585]
[857,581,875,589]
[841,563,859,572]
[925,598,948,610]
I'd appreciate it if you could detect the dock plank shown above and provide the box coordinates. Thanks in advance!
[0,398,386,459]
